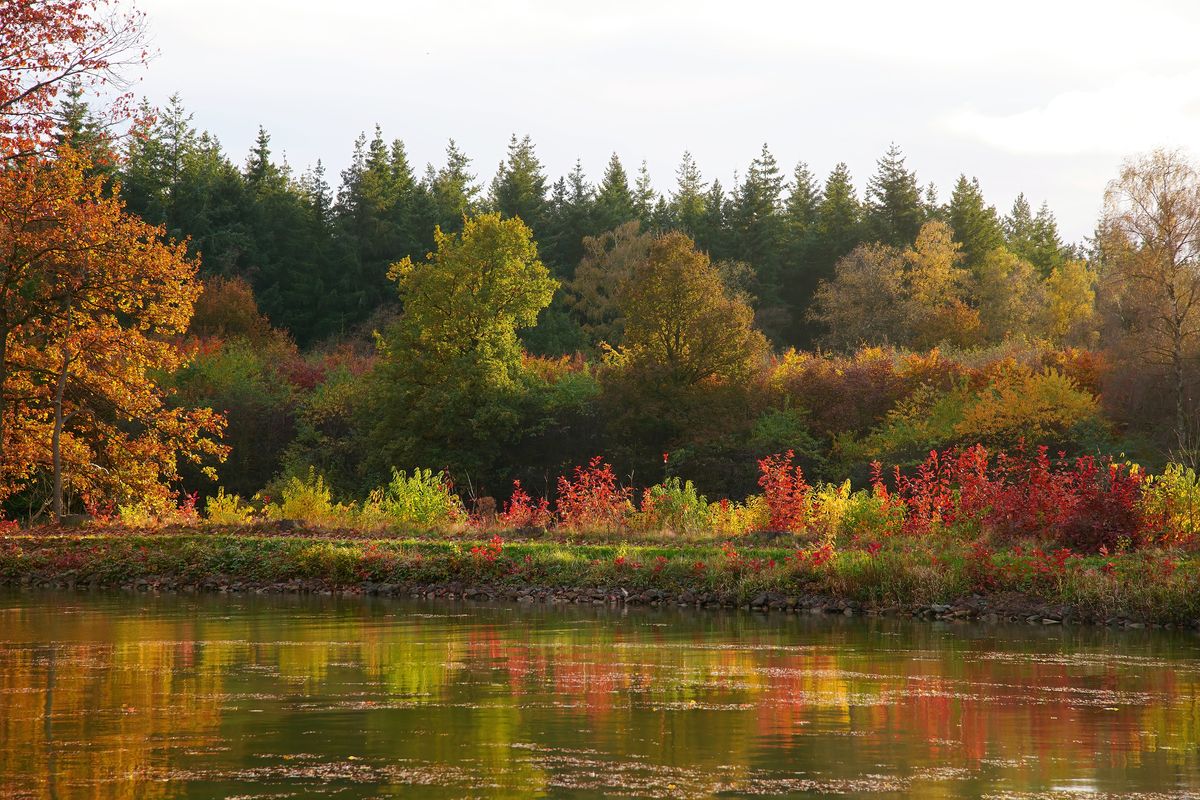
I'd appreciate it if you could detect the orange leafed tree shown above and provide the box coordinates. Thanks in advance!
[0,147,226,517]
[0,0,147,158]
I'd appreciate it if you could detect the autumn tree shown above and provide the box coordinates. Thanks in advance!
[1100,148,1200,452]
[0,148,225,516]
[811,221,978,350]
[568,220,652,347]
[1,0,148,158]
[617,232,768,386]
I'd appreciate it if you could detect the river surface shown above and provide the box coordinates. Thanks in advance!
[1,591,1199,799]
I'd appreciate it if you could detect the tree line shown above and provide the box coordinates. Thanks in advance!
[108,95,1074,350]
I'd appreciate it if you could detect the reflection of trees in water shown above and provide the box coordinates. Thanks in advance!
[0,595,1198,796]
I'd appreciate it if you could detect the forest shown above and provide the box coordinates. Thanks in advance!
[4,0,1200,558]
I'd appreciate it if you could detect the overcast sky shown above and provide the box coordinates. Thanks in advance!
[131,0,1200,243]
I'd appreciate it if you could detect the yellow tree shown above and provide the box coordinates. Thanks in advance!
[0,148,226,517]
[617,231,768,387]
[1101,148,1200,451]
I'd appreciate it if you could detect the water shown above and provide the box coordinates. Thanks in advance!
[0,592,1199,799]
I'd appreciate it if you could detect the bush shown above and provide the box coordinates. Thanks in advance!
[498,480,552,530]
[1140,464,1200,547]
[365,468,464,530]
[263,469,353,528]
[757,451,811,532]
[637,477,711,533]
[205,488,255,525]
[556,456,633,532]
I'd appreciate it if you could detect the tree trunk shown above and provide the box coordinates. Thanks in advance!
[51,345,68,522]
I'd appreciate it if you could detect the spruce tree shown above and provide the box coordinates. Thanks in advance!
[947,175,1004,268]
[632,160,657,226]
[730,143,786,287]
[594,153,636,232]
[541,160,595,277]
[669,151,707,237]
[864,143,925,246]
[489,133,548,234]
[1028,202,1067,275]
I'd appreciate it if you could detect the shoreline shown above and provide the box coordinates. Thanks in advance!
[3,527,1198,631]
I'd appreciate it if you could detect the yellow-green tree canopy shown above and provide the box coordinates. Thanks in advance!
[386,212,556,384]
[616,231,768,386]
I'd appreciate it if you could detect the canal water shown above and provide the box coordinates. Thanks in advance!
[0,590,1198,798]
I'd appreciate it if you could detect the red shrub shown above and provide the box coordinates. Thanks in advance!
[758,451,810,532]
[498,480,552,529]
[556,457,632,531]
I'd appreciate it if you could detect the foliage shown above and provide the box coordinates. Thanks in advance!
[637,477,711,533]
[364,469,464,530]
[555,457,633,532]
[205,488,255,525]
[0,147,226,516]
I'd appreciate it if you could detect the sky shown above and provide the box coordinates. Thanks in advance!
[130,0,1200,243]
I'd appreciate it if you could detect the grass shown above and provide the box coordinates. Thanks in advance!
[3,526,1200,625]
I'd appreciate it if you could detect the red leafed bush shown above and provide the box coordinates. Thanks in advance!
[758,450,811,532]
[499,480,552,529]
[894,444,1145,552]
[556,456,632,531]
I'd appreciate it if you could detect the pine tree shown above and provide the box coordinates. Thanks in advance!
[696,178,729,260]
[633,160,657,226]
[427,139,478,234]
[1004,193,1035,257]
[541,160,595,277]
[864,143,925,246]
[669,151,707,237]
[1028,202,1067,275]
[947,175,1004,268]
[595,153,636,232]
[814,163,862,267]
[779,162,821,345]
[300,160,332,223]
[730,143,786,286]
[244,126,284,191]
[489,133,548,234]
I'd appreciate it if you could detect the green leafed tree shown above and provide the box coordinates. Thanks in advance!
[368,213,557,485]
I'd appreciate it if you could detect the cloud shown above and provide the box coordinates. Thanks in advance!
[941,71,1200,156]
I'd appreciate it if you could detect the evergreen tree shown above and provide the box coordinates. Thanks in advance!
[594,153,636,232]
[813,162,862,268]
[244,126,284,191]
[864,143,925,246]
[696,178,729,260]
[1028,202,1067,275]
[489,133,548,234]
[793,162,862,344]
[730,143,786,286]
[1004,193,1035,258]
[668,151,706,237]
[541,160,595,277]
[426,139,478,234]
[779,161,822,345]
[300,160,332,223]
[948,175,1004,268]
[632,160,657,226]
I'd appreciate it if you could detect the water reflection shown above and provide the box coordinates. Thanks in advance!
[0,590,1198,798]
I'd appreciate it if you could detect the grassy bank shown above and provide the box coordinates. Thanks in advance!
[3,527,1199,627]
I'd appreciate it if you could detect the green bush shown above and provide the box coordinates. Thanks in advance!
[637,477,711,534]
[363,468,465,530]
